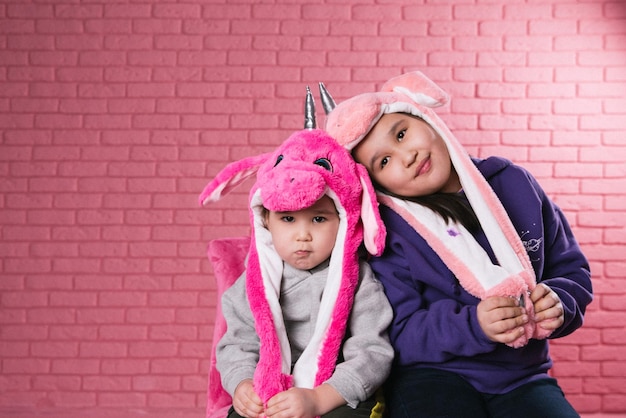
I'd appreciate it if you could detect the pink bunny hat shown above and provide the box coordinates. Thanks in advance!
[199,125,385,407]
[324,71,552,348]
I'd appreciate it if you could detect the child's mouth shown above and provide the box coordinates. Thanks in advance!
[415,156,431,176]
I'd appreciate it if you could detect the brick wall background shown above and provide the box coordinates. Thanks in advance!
[1,0,625,416]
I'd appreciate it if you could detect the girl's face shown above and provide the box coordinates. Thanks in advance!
[353,113,461,198]
[265,195,339,271]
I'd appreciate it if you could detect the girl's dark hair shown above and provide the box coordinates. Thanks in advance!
[376,184,481,232]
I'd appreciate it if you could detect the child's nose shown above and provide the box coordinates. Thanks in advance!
[296,227,312,241]
[402,149,417,167]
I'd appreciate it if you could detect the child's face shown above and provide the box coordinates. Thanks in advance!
[265,195,339,271]
[353,113,461,198]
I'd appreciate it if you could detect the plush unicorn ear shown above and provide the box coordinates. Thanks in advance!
[381,71,449,108]
[356,164,386,256]
[199,153,270,206]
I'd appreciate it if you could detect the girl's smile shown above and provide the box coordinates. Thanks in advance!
[415,155,431,177]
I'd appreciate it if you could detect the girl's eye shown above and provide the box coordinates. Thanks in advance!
[312,216,326,223]
[314,158,332,172]
[281,216,294,223]
[397,129,406,141]
[380,157,389,169]
[274,155,284,167]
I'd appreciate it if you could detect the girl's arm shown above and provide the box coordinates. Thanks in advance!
[525,172,592,338]
[486,160,592,339]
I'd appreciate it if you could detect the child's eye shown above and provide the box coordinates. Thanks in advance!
[380,157,389,169]
[397,129,406,141]
[281,216,295,223]
[312,216,326,223]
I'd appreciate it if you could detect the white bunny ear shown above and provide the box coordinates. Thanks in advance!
[381,71,449,108]
[357,164,386,256]
[199,153,270,206]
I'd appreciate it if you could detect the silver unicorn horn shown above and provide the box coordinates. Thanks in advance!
[318,82,336,114]
[304,85,316,129]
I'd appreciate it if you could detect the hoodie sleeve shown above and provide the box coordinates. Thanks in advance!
[479,157,592,340]
[215,272,260,397]
[505,164,593,339]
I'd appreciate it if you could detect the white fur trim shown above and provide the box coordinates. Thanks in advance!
[393,86,444,108]
[388,197,510,293]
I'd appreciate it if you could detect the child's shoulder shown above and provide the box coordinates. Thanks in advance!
[475,156,547,204]
[474,155,533,182]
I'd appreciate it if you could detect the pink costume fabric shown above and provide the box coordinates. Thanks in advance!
[205,237,250,418]
[199,128,386,415]
[325,71,552,349]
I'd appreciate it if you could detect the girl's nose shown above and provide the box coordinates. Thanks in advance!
[402,149,417,167]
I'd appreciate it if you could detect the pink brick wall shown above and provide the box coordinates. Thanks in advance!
[1,0,625,416]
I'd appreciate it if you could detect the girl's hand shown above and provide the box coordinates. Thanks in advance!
[477,296,528,344]
[232,379,264,418]
[531,283,564,331]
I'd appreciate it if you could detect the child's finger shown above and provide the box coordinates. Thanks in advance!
[534,289,561,316]
[535,300,564,323]
[530,283,550,303]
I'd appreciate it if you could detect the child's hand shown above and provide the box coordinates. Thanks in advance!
[264,383,345,418]
[530,283,564,331]
[232,379,264,418]
[264,387,317,418]
[477,296,528,344]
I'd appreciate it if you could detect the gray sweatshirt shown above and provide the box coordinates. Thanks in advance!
[216,259,394,408]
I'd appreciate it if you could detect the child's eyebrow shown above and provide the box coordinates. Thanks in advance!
[386,119,403,138]
[314,209,337,216]
[365,119,403,169]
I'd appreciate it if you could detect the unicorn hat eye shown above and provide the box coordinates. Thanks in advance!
[314,158,332,172]
[274,155,284,167]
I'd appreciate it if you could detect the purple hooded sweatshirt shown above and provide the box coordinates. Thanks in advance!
[370,156,592,394]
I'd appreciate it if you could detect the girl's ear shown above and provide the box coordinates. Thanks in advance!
[357,164,386,256]
[199,153,270,206]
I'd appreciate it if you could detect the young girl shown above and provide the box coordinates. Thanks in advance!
[323,72,593,418]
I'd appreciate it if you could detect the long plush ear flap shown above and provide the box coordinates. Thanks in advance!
[381,71,449,109]
[199,153,270,206]
[357,164,386,256]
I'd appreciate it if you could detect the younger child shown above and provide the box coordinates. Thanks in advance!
[324,72,593,418]
[199,121,393,418]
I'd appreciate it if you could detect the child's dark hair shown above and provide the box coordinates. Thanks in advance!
[377,185,480,232]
